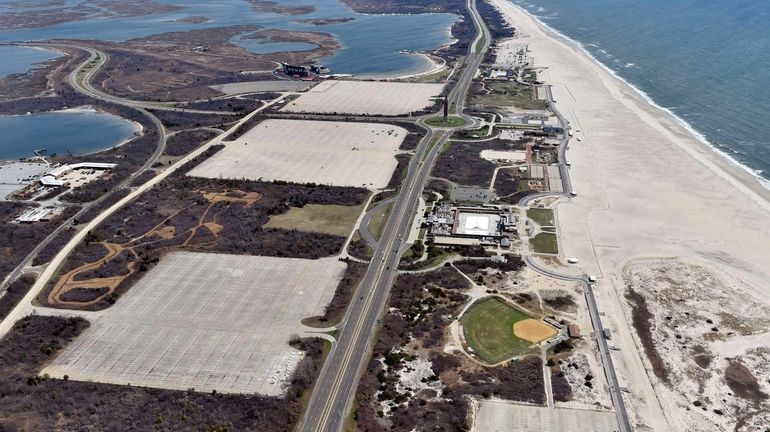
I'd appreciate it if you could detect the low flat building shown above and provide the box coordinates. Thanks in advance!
[426,204,518,247]
[283,63,309,77]
[16,206,56,223]
[310,64,330,74]
[568,324,581,339]
[40,162,117,187]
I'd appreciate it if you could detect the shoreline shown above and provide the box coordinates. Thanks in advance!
[509,3,770,200]
[357,51,447,80]
[0,106,143,162]
[491,0,770,430]
[0,44,62,79]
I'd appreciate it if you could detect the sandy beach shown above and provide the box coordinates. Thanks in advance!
[489,0,770,430]
[358,51,447,80]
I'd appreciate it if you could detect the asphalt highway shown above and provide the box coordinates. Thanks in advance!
[298,1,490,431]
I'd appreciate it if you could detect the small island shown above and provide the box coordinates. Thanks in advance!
[166,16,211,24]
[296,17,355,26]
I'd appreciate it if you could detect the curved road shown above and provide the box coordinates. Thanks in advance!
[0,45,287,335]
[63,45,240,116]
[0,97,286,339]
[0,47,170,294]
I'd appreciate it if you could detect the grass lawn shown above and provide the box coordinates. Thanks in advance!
[527,208,555,226]
[412,66,451,83]
[452,126,490,140]
[475,35,486,54]
[530,232,558,254]
[472,81,548,110]
[263,202,366,237]
[462,297,532,364]
[368,202,393,241]
[425,115,468,128]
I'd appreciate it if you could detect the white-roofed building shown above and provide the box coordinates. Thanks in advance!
[39,162,117,187]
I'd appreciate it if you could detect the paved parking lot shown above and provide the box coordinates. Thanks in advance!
[44,252,346,396]
[474,400,618,432]
[0,161,47,198]
[281,80,445,115]
[187,119,405,189]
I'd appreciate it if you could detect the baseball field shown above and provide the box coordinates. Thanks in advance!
[462,297,556,364]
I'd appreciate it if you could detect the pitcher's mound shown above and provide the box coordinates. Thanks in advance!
[513,319,557,343]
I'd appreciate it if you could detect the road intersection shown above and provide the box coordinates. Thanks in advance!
[0,4,633,431]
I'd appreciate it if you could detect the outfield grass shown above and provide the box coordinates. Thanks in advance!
[529,232,558,254]
[527,208,555,226]
[425,115,468,128]
[263,203,366,237]
[368,202,393,241]
[462,297,533,364]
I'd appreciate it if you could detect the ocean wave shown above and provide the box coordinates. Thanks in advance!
[515,3,770,186]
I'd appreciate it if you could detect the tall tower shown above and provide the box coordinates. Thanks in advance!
[443,95,448,122]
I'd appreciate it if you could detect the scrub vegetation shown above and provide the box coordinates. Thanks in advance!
[354,267,545,431]
[432,138,525,187]
[0,315,326,431]
[39,146,369,311]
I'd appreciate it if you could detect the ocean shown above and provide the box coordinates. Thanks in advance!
[512,0,770,183]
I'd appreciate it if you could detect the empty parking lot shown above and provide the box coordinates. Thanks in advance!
[44,252,346,396]
[474,400,618,432]
[281,80,445,116]
[187,119,406,189]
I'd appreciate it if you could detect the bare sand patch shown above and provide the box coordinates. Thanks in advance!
[187,119,405,189]
[620,258,770,431]
[513,318,557,343]
[44,252,346,396]
[201,190,261,207]
[479,149,526,162]
[488,1,770,430]
[281,80,444,115]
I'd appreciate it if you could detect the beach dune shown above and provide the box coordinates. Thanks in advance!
[489,0,770,430]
